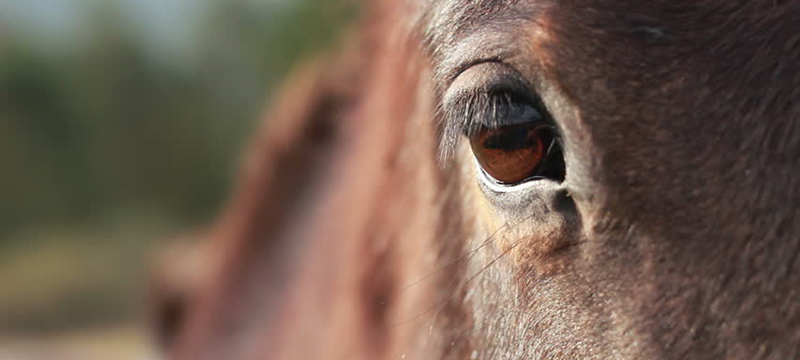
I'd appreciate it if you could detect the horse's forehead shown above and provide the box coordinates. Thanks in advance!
[425,0,797,233]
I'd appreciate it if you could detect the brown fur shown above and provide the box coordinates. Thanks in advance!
[162,1,799,359]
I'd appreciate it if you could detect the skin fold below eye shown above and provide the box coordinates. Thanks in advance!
[469,123,548,184]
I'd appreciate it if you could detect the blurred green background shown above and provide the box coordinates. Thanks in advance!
[0,0,355,356]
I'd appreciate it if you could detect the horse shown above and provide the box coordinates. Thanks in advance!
[158,0,800,359]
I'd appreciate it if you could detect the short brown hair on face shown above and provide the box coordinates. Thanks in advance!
[168,1,800,360]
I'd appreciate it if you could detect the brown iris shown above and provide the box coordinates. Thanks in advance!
[469,123,548,184]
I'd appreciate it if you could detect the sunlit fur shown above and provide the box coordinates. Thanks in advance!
[162,1,799,360]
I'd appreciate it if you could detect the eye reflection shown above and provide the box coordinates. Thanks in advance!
[469,123,550,184]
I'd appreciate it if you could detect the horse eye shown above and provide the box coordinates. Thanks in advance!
[469,123,563,184]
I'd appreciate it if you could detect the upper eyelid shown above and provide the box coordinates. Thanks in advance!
[443,58,504,90]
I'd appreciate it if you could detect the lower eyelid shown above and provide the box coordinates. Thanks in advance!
[475,163,537,193]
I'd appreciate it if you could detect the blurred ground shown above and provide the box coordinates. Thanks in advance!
[0,0,355,357]
[0,325,155,360]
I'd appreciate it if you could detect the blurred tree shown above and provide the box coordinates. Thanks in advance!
[0,35,87,238]
[0,0,357,333]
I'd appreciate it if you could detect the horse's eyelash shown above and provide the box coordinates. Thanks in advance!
[438,90,545,162]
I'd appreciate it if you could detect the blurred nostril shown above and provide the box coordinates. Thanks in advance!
[157,296,187,350]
